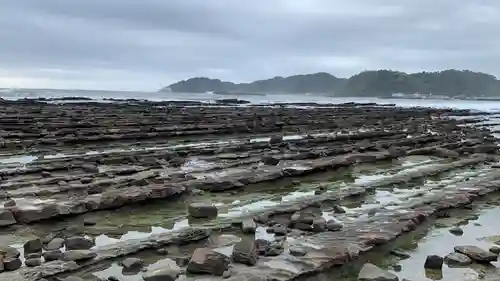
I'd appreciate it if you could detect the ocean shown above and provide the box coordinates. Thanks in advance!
[2,88,500,112]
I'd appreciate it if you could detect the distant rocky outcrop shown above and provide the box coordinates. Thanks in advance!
[160,69,500,97]
[161,72,345,94]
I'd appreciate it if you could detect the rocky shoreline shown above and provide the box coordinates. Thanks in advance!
[0,99,499,281]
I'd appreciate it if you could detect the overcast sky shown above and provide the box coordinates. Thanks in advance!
[1,0,499,91]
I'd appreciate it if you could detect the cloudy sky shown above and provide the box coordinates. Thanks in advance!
[1,0,499,91]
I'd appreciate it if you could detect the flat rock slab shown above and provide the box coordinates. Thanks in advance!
[444,252,472,265]
[358,263,398,281]
[454,245,498,263]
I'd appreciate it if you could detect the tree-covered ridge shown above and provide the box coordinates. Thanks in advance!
[161,70,500,97]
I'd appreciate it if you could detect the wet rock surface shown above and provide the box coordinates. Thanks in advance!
[358,263,398,281]
[454,245,498,262]
[61,250,97,261]
[0,101,499,281]
[444,252,472,265]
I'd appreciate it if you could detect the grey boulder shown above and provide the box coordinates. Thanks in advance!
[24,238,43,254]
[424,255,443,269]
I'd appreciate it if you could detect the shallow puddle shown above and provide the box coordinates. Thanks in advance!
[393,207,500,281]
[319,195,500,281]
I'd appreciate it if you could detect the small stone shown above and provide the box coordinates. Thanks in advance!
[332,204,346,213]
[156,248,169,255]
[3,258,22,271]
[449,227,464,236]
[326,220,343,231]
[173,256,190,267]
[241,218,256,234]
[187,203,218,218]
[24,238,43,254]
[389,249,411,259]
[223,270,231,278]
[273,225,287,236]
[65,236,94,250]
[424,255,444,269]
[83,218,97,226]
[3,199,16,208]
[358,263,398,281]
[62,277,84,281]
[25,258,42,267]
[41,171,51,178]
[289,247,307,257]
[61,250,97,261]
[490,246,500,254]
[46,238,65,250]
[43,250,62,261]
[444,252,472,265]
[121,257,143,269]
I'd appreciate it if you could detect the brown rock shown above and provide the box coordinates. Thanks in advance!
[187,248,230,275]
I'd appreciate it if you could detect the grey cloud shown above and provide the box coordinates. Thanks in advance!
[1,0,499,90]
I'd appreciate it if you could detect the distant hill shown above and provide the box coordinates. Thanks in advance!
[160,70,500,97]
